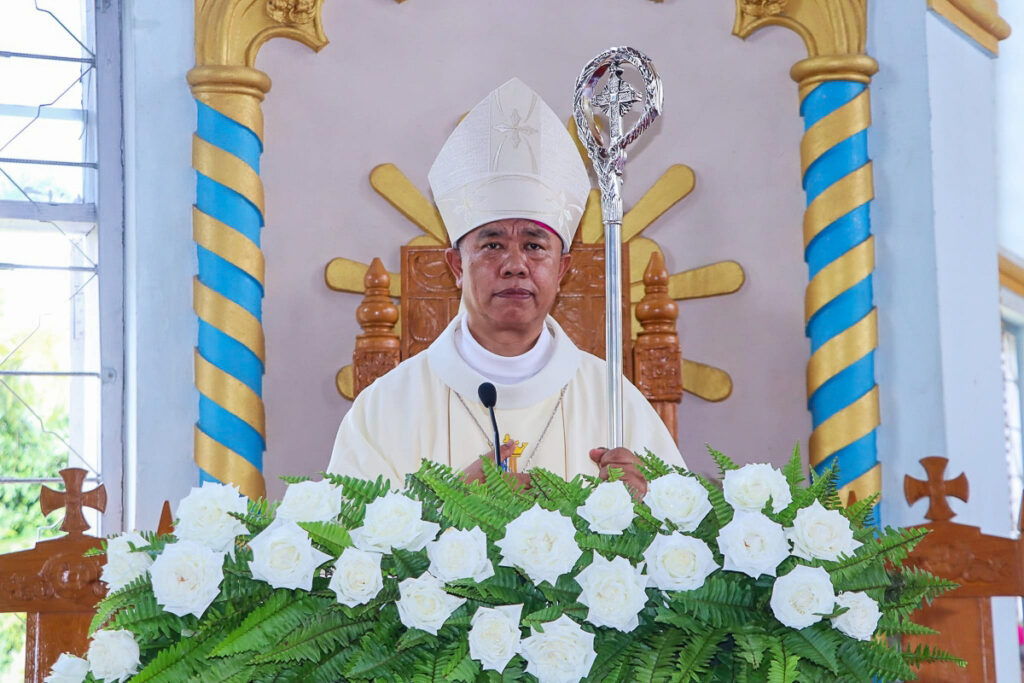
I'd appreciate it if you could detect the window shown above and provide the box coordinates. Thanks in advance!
[0,1,122,678]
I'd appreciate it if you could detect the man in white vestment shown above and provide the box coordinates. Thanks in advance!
[328,78,683,495]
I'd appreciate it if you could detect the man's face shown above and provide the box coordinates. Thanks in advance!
[444,218,572,340]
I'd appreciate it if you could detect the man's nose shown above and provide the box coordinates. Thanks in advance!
[501,247,528,276]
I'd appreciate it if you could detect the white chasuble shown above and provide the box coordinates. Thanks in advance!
[327,314,684,485]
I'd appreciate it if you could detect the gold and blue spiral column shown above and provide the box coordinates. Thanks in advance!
[799,72,881,511]
[187,66,269,500]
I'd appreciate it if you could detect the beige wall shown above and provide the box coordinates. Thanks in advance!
[253,0,811,497]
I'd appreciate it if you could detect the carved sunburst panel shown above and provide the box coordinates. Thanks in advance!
[325,119,745,405]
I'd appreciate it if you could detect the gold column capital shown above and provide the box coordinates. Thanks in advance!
[734,0,878,94]
[194,0,328,70]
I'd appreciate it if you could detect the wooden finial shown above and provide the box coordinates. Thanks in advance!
[357,258,399,335]
[904,456,969,522]
[39,468,106,536]
[635,250,678,334]
[632,250,683,440]
[353,257,401,396]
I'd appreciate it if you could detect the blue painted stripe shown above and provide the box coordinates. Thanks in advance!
[805,207,871,279]
[803,134,869,202]
[808,353,875,427]
[800,82,865,128]
[195,175,263,245]
[198,395,265,464]
[806,279,874,351]
[196,101,262,171]
[199,469,219,485]
[197,246,263,319]
[198,323,264,394]
[813,431,877,490]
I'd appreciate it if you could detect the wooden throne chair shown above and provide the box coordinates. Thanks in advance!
[902,456,1024,682]
[350,232,685,440]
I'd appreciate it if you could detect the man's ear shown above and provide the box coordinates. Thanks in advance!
[444,247,464,287]
[558,252,572,284]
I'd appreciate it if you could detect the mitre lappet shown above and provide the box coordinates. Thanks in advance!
[428,77,591,252]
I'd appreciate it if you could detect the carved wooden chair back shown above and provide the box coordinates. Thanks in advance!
[901,456,1024,682]
[0,469,107,682]
[0,470,175,682]
[351,237,684,439]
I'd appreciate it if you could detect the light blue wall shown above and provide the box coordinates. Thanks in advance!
[122,0,197,531]
[870,5,1015,680]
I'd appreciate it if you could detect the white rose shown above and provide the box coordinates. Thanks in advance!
[787,500,861,562]
[716,512,789,578]
[44,653,89,683]
[248,520,331,591]
[577,480,635,535]
[329,547,384,607]
[831,591,881,641]
[723,464,793,514]
[770,565,836,629]
[427,526,494,583]
[100,531,153,592]
[643,533,718,591]
[520,615,597,683]
[396,572,466,635]
[495,504,582,586]
[174,482,248,552]
[277,480,342,523]
[149,540,225,618]
[87,630,140,683]
[575,555,649,632]
[644,473,712,531]
[468,604,523,672]
[349,492,440,553]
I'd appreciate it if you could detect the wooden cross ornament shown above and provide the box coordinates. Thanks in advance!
[39,468,107,535]
[903,456,968,522]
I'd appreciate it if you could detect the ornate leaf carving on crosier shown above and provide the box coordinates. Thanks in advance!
[733,0,868,57]
[195,0,328,68]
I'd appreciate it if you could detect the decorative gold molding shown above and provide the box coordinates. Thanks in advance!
[999,253,1024,299]
[929,0,1011,54]
[195,0,327,69]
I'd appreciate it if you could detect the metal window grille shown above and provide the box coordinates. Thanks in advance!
[0,0,123,546]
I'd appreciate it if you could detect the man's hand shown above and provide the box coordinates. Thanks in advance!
[589,447,647,500]
[462,440,530,489]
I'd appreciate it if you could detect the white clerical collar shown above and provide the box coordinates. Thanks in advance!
[455,315,553,385]
[426,312,582,410]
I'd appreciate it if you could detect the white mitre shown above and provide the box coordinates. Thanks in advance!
[428,78,591,251]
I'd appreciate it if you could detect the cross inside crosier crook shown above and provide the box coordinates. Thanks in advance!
[573,46,663,448]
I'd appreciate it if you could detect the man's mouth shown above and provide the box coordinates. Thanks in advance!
[494,288,533,299]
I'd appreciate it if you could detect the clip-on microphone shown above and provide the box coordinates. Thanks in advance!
[477,382,505,471]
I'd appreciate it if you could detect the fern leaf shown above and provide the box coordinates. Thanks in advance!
[298,521,351,556]
[782,444,805,488]
[781,623,841,674]
[706,445,739,477]
[673,627,726,682]
[210,591,323,656]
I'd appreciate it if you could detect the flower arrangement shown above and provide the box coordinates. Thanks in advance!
[56,448,963,682]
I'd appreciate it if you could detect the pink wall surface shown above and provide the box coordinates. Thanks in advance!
[253,0,811,497]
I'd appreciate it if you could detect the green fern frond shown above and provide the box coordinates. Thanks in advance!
[782,444,805,488]
[673,627,726,682]
[89,573,154,634]
[901,642,967,669]
[323,472,391,505]
[766,644,800,683]
[629,627,688,682]
[695,473,733,527]
[781,623,841,674]
[635,448,675,480]
[279,474,311,484]
[210,591,324,657]
[706,445,739,477]
[667,575,756,628]
[298,520,351,556]
[251,610,376,664]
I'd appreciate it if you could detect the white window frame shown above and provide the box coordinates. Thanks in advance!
[0,0,125,534]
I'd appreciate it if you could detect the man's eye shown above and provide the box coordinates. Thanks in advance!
[483,242,501,250]
[526,243,544,250]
